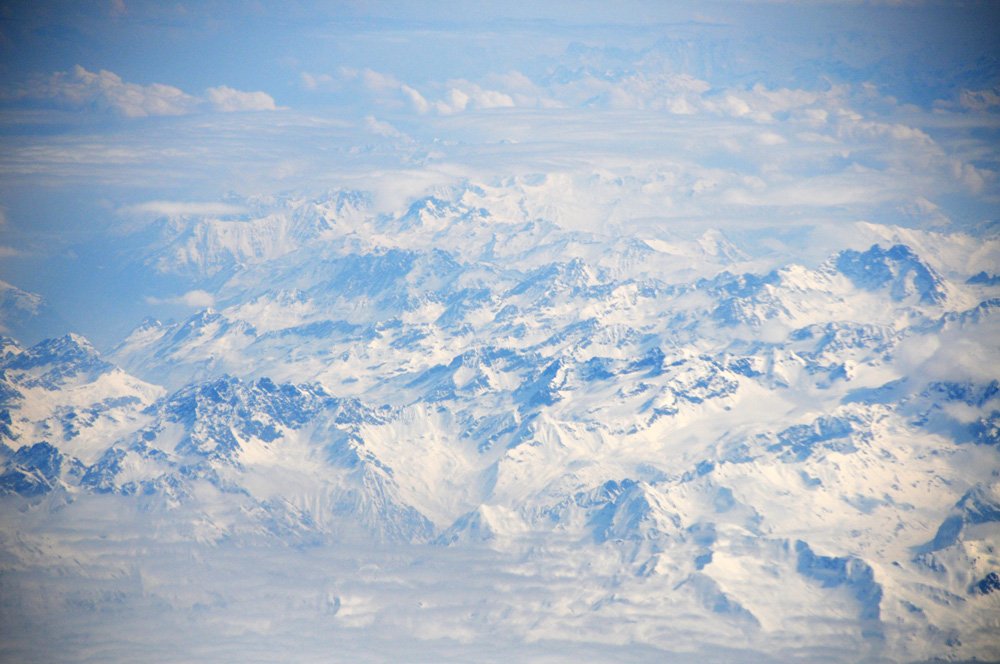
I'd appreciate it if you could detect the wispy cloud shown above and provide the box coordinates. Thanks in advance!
[9,66,278,117]
[121,201,248,217]
[145,289,215,308]
[932,87,1000,113]
[315,66,519,116]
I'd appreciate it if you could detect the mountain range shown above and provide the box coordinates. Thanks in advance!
[2,184,999,663]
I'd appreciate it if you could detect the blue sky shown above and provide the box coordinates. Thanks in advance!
[0,0,998,344]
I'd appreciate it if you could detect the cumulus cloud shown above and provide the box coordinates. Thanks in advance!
[205,86,277,112]
[459,84,515,110]
[401,85,431,114]
[402,79,513,114]
[950,160,989,195]
[409,81,516,115]
[363,116,408,139]
[310,66,520,116]
[719,95,752,118]
[438,88,470,114]
[692,83,845,124]
[837,119,934,145]
[15,65,200,117]
[12,66,277,117]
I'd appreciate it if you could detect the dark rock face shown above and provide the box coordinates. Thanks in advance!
[4,334,115,388]
[973,572,1000,595]
[587,481,680,544]
[80,448,128,493]
[923,514,966,554]
[795,540,882,623]
[956,484,1000,525]
[966,271,1000,286]
[769,417,856,461]
[916,483,1000,555]
[971,411,1000,447]
[701,270,785,327]
[835,244,945,305]
[0,442,64,496]
[161,375,339,460]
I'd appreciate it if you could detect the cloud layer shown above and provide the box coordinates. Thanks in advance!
[121,201,249,218]
[291,52,995,214]
[10,66,278,117]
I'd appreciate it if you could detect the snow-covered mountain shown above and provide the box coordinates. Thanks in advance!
[3,185,1000,663]
[0,280,69,345]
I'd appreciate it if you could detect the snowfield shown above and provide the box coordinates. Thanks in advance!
[2,184,999,663]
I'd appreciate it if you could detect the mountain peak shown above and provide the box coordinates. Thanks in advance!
[834,244,946,305]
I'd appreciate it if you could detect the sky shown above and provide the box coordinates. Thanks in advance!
[0,0,998,345]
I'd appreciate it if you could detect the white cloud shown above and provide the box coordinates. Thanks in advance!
[826,110,993,196]
[0,246,21,258]
[802,108,829,126]
[205,85,278,112]
[959,88,1000,112]
[699,84,836,124]
[18,65,199,117]
[438,88,470,114]
[401,85,430,114]
[301,72,335,91]
[467,86,515,110]
[145,289,215,308]
[432,83,517,114]
[484,70,562,109]
[668,95,697,115]
[721,172,902,208]
[838,120,934,145]
[180,290,215,307]
[122,201,248,217]
[950,160,989,195]
[485,71,537,94]
[795,132,837,143]
[896,197,952,228]
[361,69,401,93]
[720,95,752,118]
[897,329,1000,388]
[15,66,276,117]
[364,116,407,139]
[542,72,711,112]
[329,68,519,116]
